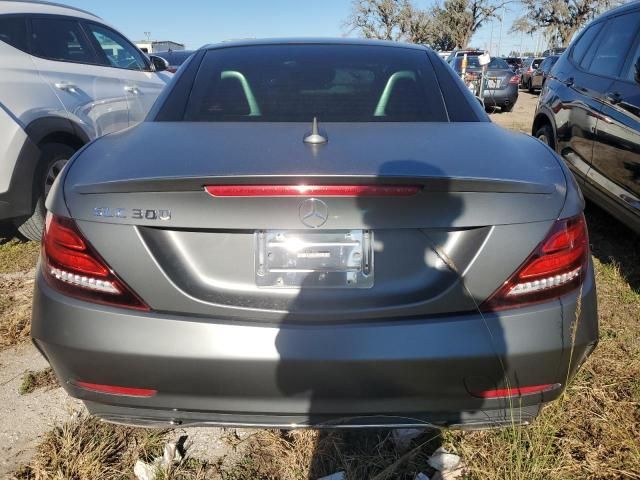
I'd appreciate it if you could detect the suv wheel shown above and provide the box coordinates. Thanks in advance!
[535,124,555,150]
[14,143,75,242]
[528,79,535,94]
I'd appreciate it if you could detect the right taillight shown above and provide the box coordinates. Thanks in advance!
[481,214,589,311]
[42,214,149,311]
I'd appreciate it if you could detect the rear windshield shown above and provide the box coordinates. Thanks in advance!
[184,45,448,122]
[454,56,509,70]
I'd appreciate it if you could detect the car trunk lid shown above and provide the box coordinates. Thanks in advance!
[61,121,566,321]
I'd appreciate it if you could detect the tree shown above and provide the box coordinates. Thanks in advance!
[511,0,622,48]
[345,0,510,49]
[344,0,413,41]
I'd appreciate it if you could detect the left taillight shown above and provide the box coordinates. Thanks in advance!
[481,214,589,311]
[42,214,149,311]
[509,74,521,84]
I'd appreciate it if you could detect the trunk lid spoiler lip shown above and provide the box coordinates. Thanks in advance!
[71,176,556,195]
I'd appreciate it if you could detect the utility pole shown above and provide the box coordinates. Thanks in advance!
[497,6,505,57]
[489,21,494,54]
[144,31,151,41]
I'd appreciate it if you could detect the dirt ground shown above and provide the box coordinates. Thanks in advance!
[0,91,638,479]
[488,90,539,132]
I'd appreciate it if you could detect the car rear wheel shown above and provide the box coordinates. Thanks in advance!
[502,103,514,112]
[15,143,74,242]
[528,80,535,93]
[535,124,555,150]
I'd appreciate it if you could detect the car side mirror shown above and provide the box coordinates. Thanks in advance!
[149,55,168,72]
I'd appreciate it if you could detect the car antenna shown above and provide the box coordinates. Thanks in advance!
[303,117,327,144]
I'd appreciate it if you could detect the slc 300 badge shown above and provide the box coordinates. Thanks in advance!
[93,207,171,221]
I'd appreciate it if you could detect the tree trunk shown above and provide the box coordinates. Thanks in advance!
[562,25,579,48]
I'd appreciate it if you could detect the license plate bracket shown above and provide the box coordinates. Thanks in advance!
[255,230,374,288]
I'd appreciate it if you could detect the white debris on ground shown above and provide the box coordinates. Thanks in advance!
[428,446,464,480]
[391,428,424,450]
[414,472,431,480]
[133,441,183,480]
[317,471,346,480]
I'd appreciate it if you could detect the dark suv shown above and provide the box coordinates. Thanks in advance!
[533,2,640,234]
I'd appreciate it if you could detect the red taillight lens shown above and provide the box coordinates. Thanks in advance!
[42,214,149,311]
[481,214,589,311]
[205,185,421,197]
[74,381,157,397]
[509,75,521,84]
[472,383,560,399]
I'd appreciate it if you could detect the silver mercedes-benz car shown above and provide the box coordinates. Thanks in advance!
[32,39,598,429]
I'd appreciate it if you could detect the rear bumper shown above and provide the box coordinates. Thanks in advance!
[482,85,518,107]
[32,262,598,429]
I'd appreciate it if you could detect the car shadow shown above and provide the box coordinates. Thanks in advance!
[584,201,640,293]
[0,221,22,245]
[273,159,510,478]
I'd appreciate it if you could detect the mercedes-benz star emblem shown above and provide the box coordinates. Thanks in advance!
[299,198,329,228]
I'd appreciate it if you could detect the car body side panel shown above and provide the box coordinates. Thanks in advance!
[0,103,29,195]
[590,78,640,225]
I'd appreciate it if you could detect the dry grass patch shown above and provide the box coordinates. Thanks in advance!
[219,428,444,479]
[0,231,39,347]
[13,416,218,480]
[19,367,58,395]
[0,239,39,274]
[0,270,36,347]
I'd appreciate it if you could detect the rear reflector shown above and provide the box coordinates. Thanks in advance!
[205,185,421,197]
[42,214,150,311]
[74,381,157,397]
[473,383,560,399]
[481,214,589,311]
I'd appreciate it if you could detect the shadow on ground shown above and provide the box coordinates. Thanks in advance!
[0,221,21,245]
[585,201,640,293]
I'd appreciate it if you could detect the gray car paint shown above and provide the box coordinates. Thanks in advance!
[32,263,597,428]
[33,40,598,428]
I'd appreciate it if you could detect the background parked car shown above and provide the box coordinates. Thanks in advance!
[520,57,544,90]
[445,48,486,63]
[529,55,560,92]
[151,49,195,73]
[0,1,171,240]
[533,1,640,234]
[450,56,520,111]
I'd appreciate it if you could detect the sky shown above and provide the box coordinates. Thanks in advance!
[61,0,549,56]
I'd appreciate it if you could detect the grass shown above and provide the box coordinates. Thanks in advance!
[0,271,36,347]
[13,417,169,480]
[19,367,58,395]
[0,227,39,348]
[0,238,39,274]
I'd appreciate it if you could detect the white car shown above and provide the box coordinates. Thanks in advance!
[0,0,172,240]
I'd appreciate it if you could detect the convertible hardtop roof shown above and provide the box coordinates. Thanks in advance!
[200,38,432,52]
